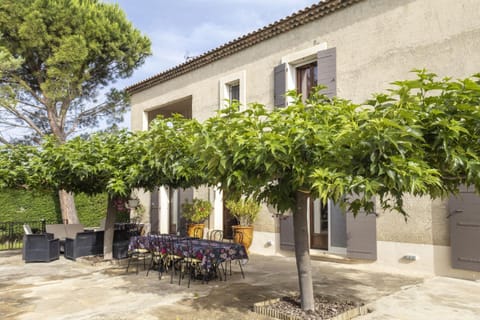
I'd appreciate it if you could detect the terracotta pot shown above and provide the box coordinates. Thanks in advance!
[232,225,253,253]
[187,223,205,238]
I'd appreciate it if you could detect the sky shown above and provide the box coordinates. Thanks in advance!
[106,0,321,89]
[3,0,322,140]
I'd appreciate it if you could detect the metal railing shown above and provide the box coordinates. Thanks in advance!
[0,219,51,251]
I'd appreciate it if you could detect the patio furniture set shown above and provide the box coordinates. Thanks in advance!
[22,223,141,262]
[126,231,249,287]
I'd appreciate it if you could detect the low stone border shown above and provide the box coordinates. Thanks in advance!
[253,298,368,320]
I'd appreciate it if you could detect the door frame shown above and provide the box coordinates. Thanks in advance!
[308,198,347,255]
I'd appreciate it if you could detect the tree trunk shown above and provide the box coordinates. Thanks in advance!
[58,189,79,224]
[293,190,315,311]
[103,194,117,260]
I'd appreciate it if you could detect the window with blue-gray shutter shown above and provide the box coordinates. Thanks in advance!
[449,188,480,272]
[317,47,336,98]
[274,63,287,107]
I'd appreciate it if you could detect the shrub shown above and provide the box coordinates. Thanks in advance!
[225,198,260,226]
[181,198,212,223]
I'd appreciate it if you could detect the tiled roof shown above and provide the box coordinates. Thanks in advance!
[126,0,364,94]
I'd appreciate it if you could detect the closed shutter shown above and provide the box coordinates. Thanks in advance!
[150,187,160,233]
[330,201,347,248]
[346,204,377,260]
[449,190,480,272]
[317,47,336,98]
[274,63,287,107]
[280,215,295,250]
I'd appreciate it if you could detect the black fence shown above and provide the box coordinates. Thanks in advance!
[0,219,51,251]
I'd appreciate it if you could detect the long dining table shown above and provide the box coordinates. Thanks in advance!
[128,234,248,274]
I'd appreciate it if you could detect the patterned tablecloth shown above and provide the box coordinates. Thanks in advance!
[128,235,248,271]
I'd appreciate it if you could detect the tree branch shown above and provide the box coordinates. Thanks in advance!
[0,105,44,136]
[0,119,32,129]
[0,135,11,145]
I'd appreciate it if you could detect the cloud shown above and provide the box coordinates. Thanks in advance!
[116,0,321,86]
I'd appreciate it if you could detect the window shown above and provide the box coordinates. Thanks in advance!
[296,62,318,101]
[228,81,240,101]
[274,43,336,107]
[219,70,246,110]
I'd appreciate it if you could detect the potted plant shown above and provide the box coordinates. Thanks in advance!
[225,198,260,252]
[181,198,212,238]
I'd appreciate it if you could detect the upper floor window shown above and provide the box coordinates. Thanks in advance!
[274,43,336,107]
[296,62,318,101]
[228,81,240,101]
[219,70,246,110]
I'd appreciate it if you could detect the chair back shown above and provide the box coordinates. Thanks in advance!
[23,224,33,235]
[208,230,223,241]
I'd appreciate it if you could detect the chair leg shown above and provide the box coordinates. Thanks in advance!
[170,258,178,284]
[126,255,132,273]
[143,253,148,270]
[237,260,245,279]
[157,256,165,280]
[126,252,139,274]
[146,254,158,277]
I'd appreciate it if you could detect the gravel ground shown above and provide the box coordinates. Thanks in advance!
[264,294,361,320]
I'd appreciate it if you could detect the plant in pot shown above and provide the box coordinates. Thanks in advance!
[225,198,260,253]
[181,198,212,239]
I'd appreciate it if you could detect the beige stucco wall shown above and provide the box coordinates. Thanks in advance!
[376,196,450,246]
[130,0,480,250]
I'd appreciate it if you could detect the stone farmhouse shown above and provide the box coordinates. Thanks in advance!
[127,0,480,279]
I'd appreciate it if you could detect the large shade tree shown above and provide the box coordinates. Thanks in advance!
[26,115,205,259]
[194,70,480,311]
[0,0,151,223]
[31,132,137,259]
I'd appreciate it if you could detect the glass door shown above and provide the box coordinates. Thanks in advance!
[310,199,328,250]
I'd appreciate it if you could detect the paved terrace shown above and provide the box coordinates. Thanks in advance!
[1,250,479,319]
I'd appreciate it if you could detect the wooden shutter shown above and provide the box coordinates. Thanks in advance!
[274,63,287,107]
[150,187,160,233]
[449,190,480,272]
[280,215,295,250]
[317,47,337,98]
[346,202,377,260]
[330,201,347,248]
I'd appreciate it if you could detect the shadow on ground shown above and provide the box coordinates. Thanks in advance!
[0,251,423,320]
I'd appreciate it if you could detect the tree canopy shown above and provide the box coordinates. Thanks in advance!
[195,70,480,310]
[0,0,151,143]
[197,70,480,216]
[0,0,151,223]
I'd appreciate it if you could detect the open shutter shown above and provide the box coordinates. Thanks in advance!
[280,215,295,250]
[274,63,287,107]
[317,47,337,98]
[346,205,377,260]
[449,190,480,272]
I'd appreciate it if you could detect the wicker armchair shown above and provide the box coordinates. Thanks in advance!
[64,231,104,260]
[22,233,60,263]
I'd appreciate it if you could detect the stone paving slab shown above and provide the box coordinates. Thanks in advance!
[0,250,478,319]
[358,277,480,320]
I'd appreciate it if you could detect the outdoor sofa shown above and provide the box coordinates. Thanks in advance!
[64,230,104,260]
[64,229,131,260]
[45,223,84,241]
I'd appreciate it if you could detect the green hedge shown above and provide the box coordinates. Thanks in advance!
[0,189,130,227]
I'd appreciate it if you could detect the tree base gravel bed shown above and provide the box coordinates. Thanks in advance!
[254,294,366,320]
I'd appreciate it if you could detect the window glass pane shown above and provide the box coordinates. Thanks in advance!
[229,84,240,101]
